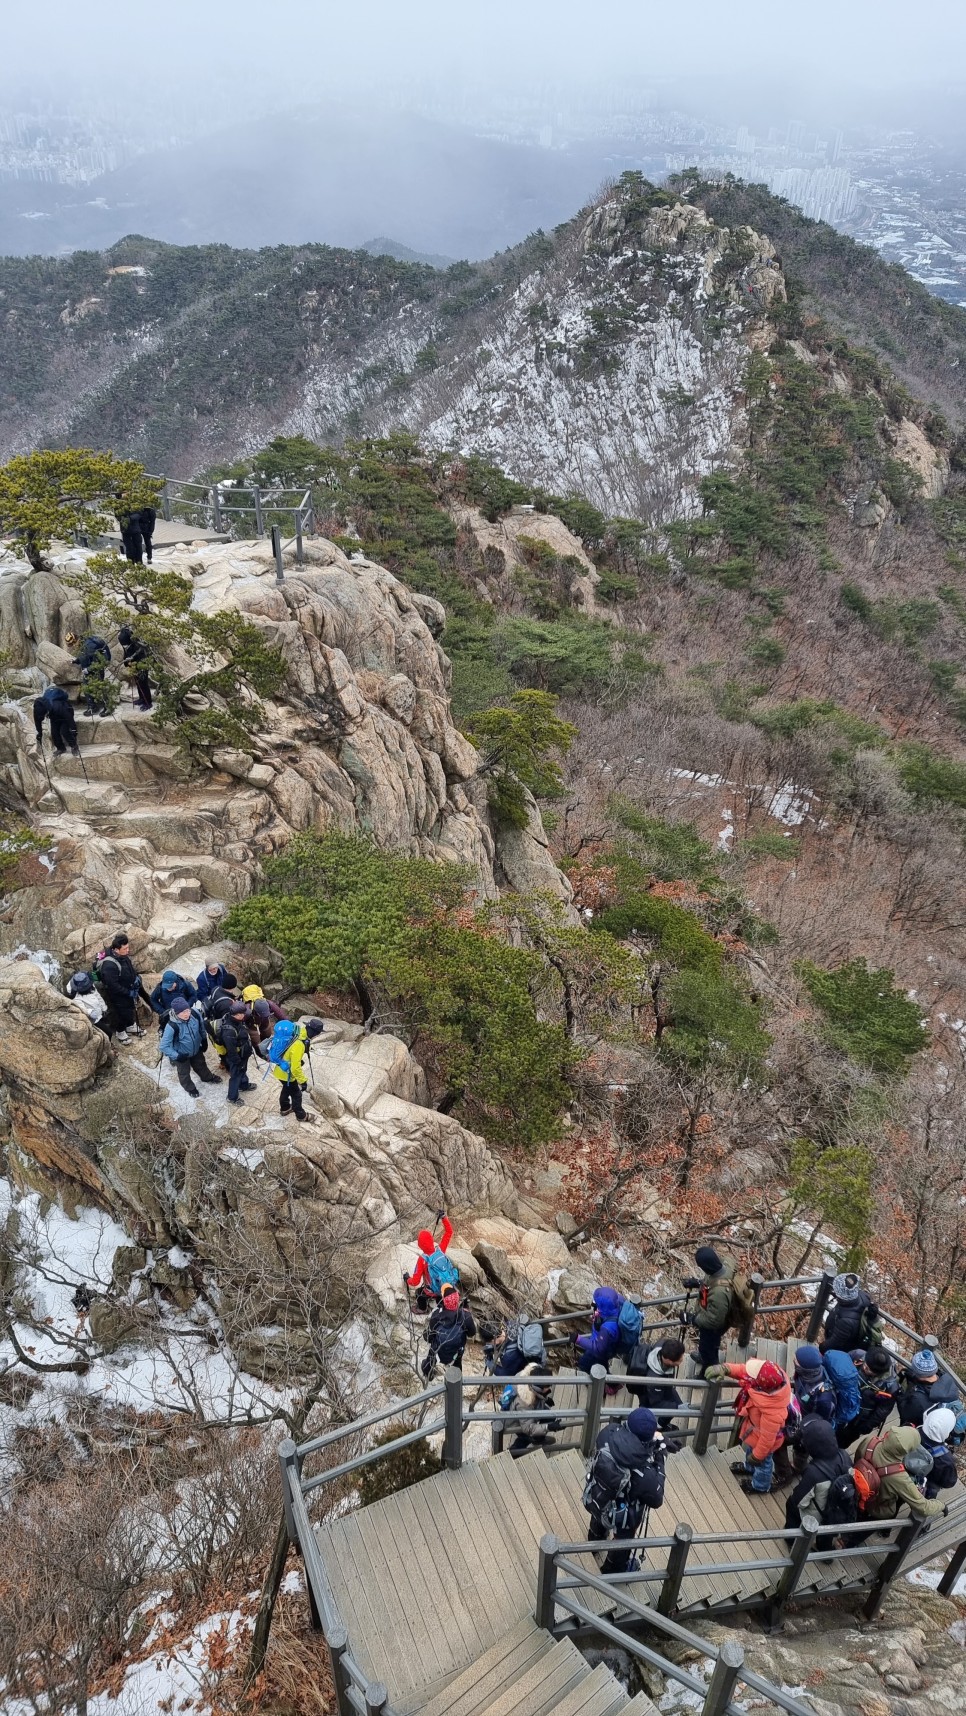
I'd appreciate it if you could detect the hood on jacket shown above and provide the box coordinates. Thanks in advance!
[873,1427,920,1464]
[800,1418,839,1461]
[592,1286,623,1319]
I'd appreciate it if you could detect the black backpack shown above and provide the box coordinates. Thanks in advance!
[433,1314,469,1367]
[821,1472,859,1529]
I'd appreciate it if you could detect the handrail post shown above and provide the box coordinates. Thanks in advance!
[535,1532,560,1629]
[701,1640,743,1716]
[252,484,265,535]
[938,1535,966,1597]
[765,1509,819,1629]
[443,1366,463,1471]
[272,523,285,582]
[365,1682,389,1716]
[863,1516,925,1621]
[278,1437,300,1542]
[741,1273,764,1348]
[805,1272,834,1343]
[658,1522,693,1616]
[295,504,305,564]
[580,1364,608,1458]
[692,1375,721,1457]
[328,1624,353,1716]
[212,483,222,531]
[162,478,172,522]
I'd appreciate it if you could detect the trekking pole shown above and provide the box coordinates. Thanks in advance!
[35,737,53,796]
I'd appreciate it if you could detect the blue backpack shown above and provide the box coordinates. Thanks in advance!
[268,1019,301,1069]
[616,1299,643,1357]
[426,1249,459,1295]
[823,1348,862,1429]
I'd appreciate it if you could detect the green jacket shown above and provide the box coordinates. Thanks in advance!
[855,1426,944,1521]
[693,1259,735,1331]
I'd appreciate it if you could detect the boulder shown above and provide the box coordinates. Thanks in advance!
[550,1264,598,1310]
[111,1244,147,1293]
[88,1296,144,1352]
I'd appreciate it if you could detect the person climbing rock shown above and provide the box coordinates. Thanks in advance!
[852,1426,945,1522]
[626,1338,686,1434]
[821,1274,883,1353]
[270,1016,324,1122]
[69,633,112,717]
[706,1356,792,1496]
[783,1418,854,1533]
[196,960,239,1003]
[95,933,147,1043]
[65,970,112,1038]
[148,969,198,1026]
[422,1283,476,1377]
[574,1286,625,1375]
[584,1406,670,1572]
[159,999,222,1097]
[845,1347,900,1443]
[33,685,79,756]
[683,1247,737,1376]
[221,999,257,1105]
[897,1349,962,1429]
[405,1214,457,1313]
[117,625,153,711]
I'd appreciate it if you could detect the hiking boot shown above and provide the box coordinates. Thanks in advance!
[199,1073,221,1084]
[240,1080,256,1091]
[115,1031,132,1044]
[730,1461,749,1477]
[740,1478,771,1496]
[184,1085,200,1098]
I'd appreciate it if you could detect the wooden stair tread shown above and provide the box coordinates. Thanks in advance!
[411,1618,554,1716]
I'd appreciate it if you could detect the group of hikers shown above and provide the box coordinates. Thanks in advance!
[403,1226,963,1571]
[32,624,155,756]
[63,936,324,1117]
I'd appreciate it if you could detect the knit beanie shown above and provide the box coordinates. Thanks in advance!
[304,1018,325,1039]
[862,1347,892,1376]
[417,1230,435,1254]
[695,1246,723,1275]
[794,1345,823,1373]
[755,1361,787,1393]
[832,1273,861,1303]
[910,1348,939,1378]
[627,1407,658,1441]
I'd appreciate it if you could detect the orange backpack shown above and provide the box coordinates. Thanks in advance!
[852,1434,905,1513]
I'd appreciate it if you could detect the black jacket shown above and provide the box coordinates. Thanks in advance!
[74,636,111,671]
[593,1423,666,1508]
[97,952,139,1005]
[626,1342,683,1414]
[219,1015,253,1066]
[35,686,78,743]
[427,1304,476,1361]
[898,1370,960,1428]
[138,507,157,537]
[122,634,149,666]
[850,1371,900,1440]
[922,1438,958,1497]
[784,1420,853,1530]
[822,1293,878,1352]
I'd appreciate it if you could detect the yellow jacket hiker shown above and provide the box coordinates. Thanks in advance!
[271,1017,324,1122]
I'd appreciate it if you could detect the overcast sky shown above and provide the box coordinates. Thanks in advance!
[4,0,966,106]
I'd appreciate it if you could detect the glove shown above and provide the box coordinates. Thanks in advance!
[436,1208,445,1221]
[682,1277,702,1290]
[680,1313,695,1327]
[703,1364,726,1384]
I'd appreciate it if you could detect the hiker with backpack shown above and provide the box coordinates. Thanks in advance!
[919,1408,960,1498]
[493,1313,547,1377]
[897,1348,962,1430]
[500,1364,560,1458]
[65,971,113,1038]
[683,1247,751,1376]
[422,1282,476,1378]
[33,685,80,757]
[220,1000,257,1105]
[820,1274,883,1354]
[148,969,198,1026]
[851,1426,945,1523]
[706,1356,792,1495]
[405,1215,458,1313]
[573,1286,625,1375]
[783,1417,856,1535]
[70,633,113,717]
[584,1406,670,1572]
[820,1347,863,1445]
[790,1345,836,1426]
[159,999,222,1097]
[95,933,147,1043]
[626,1338,686,1434]
[241,984,284,1056]
[845,1347,900,1443]
[117,625,153,712]
[270,1016,324,1122]
[196,960,239,1003]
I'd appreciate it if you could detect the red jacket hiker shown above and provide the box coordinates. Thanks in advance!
[406,1217,454,1294]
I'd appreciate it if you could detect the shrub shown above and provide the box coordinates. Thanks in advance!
[464,690,577,828]
[593,893,723,974]
[897,743,966,808]
[796,957,926,1076]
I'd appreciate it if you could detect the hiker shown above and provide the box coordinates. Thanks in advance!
[783,1418,855,1534]
[574,1286,624,1375]
[65,970,112,1038]
[791,1345,836,1426]
[493,1312,547,1377]
[148,969,198,1026]
[137,506,157,563]
[270,1016,324,1123]
[706,1356,792,1496]
[851,1426,945,1523]
[500,1364,560,1458]
[422,1282,476,1378]
[821,1273,883,1353]
[898,1348,962,1429]
[159,999,222,1097]
[584,1406,669,1572]
[70,633,112,716]
[221,999,257,1105]
[683,1247,739,1376]
[820,1347,863,1445]
[118,511,144,564]
[196,960,239,1003]
[117,625,152,711]
[95,933,147,1043]
[241,984,285,1055]
[33,686,79,756]
[844,1347,900,1444]
[405,1214,457,1313]
[626,1337,686,1434]
[919,1407,960,1498]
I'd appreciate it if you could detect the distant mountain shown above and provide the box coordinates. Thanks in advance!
[360,237,454,270]
[0,108,612,262]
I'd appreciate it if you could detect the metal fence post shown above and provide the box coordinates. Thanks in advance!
[162,479,172,522]
[938,1536,966,1597]
[658,1522,693,1616]
[295,504,305,564]
[766,1510,819,1628]
[271,523,285,582]
[580,1364,608,1459]
[328,1624,353,1716]
[364,1682,389,1716]
[863,1517,925,1621]
[278,1437,300,1543]
[252,484,265,535]
[692,1375,721,1457]
[212,484,222,531]
[443,1366,463,1471]
[535,1533,560,1629]
[701,1639,744,1716]
[741,1273,764,1348]
[805,1273,834,1343]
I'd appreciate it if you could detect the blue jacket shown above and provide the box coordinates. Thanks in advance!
[159,1007,207,1062]
[196,964,232,1002]
[576,1287,624,1364]
[149,970,198,1015]
[74,636,111,672]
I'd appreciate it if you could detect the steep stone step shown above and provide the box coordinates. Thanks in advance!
[48,744,154,786]
[48,778,130,817]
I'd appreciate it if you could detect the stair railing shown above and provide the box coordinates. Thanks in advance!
[152,474,315,559]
